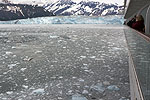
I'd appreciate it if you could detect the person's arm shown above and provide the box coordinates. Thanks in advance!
[132,22,138,29]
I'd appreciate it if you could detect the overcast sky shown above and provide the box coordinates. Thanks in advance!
[1,0,124,5]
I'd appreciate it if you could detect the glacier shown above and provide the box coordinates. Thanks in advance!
[0,15,124,24]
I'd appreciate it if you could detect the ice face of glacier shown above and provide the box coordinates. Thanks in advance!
[0,15,124,24]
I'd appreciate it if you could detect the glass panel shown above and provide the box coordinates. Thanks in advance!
[140,6,149,24]
[145,6,150,35]
[124,27,150,100]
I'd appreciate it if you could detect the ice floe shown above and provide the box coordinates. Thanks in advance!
[35,50,42,54]
[22,85,28,89]
[32,88,45,95]
[80,56,86,58]
[72,94,88,100]
[58,97,63,100]
[78,78,84,82]
[90,56,96,59]
[119,97,129,100]
[5,52,13,55]
[90,83,105,93]
[91,83,105,93]
[20,68,27,71]
[8,64,17,69]
[82,90,89,94]
[6,91,13,95]
[103,81,110,86]
[107,85,119,91]
[49,35,59,39]
[66,90,73,95]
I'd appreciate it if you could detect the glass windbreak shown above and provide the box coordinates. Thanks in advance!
[139,5,149,24]
[124,28,150,100]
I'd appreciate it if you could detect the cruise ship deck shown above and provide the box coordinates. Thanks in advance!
[0,24,130,100]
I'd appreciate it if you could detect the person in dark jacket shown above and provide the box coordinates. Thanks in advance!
[127,15,136,27]
[132,15,145,32]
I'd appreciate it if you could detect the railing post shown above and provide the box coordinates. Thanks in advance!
[145,5,150,35]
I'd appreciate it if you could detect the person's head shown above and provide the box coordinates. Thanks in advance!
[136,15,144,21]
[134,15,136,18]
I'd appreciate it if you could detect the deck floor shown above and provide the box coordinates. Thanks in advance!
[0,25,130,100]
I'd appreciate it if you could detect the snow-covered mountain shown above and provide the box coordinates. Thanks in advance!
[0,0,124,21]
[44,0,124,16]
[0,3,54,21]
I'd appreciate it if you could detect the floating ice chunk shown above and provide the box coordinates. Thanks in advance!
[20,68,27,71]
[90,56,96,59]
[12,46,16,49]
[22,85,28,89]
[84,70,90,72]
[3,72,8,75]
[91,83,105,93]
[72,77,77,79]
[58,40,63,43]
[72,94,88,100]
[82,90,89,94]
[24,78,28,81]
[83,64,88,66]
[2,98,7,100]
[58,97,63,100]
[80,56,86,58]
[112,47,122,51]
[8,64,17,69]
[6,91,13,94]
[51,76,56,79]
[35,51,42,54]
[84,85,89,88]
[59,76,63,79]
[6,52,13,55]
[66,90,73,95]
[18,99,23,100]
[23,56,33,61]
[85,48,89,50]
[32,88,45,94]
[49,35,59,39]
[12,55,17,58]
[119,97,129,100]
[107,85,119,91]
[103,81,110,86]
[78,78,84,82]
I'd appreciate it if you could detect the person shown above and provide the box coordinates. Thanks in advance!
[132,15,145,32]
[127,15,136,27]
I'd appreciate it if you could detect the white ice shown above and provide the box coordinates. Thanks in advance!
[72,94,88,100]
[32,88,45,94]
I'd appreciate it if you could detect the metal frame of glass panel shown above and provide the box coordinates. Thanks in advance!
[138,3,150,35]
[145,6,150,35]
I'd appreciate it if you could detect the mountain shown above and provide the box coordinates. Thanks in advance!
[0,0,124,21]
[44,0,124,16]
[0,3,54,21]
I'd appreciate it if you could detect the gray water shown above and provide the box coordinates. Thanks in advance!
[0,24,129,100]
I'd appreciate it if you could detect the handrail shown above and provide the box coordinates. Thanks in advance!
[126,25,150,42]
[125,25,150,100]
[128,51,144,100]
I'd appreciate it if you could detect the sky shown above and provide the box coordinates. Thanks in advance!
[0,0,124,5]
